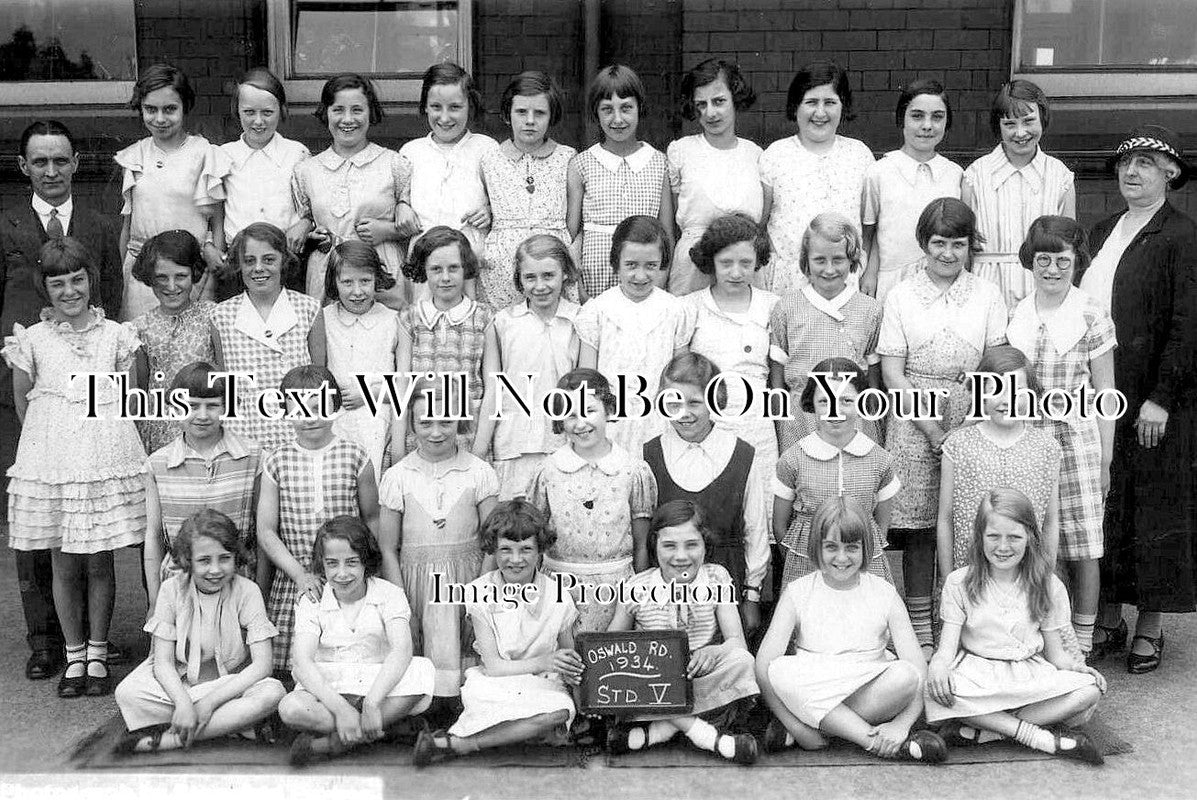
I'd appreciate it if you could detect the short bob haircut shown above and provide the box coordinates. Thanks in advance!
[325,239,397,301]
[402,225,479,283]
[550,368,617,435]
[609,215,673,274]
[588,64,646,125]
[647,499,716,561]
[915,197,985,256]
[315,73,384,125]
[280,364,344,413]
[172,509,247,573]
[785,61,853,123]
[971,344,1043,399]
[500,70,564,128]
[479,499,556,556]
[689,213,770,275]
[406,375,471,436]
[513,233,579,293]
[232,67,288,119]
[659,351,727,414]
[895,78,952,131]
[227,222,301,287]
[19,120,76,157]
[680,58,756,120]
[1018,215,1091,274]
[170,360,227,400]
[312,515,382,579]
[130,63,196,114]
[800,356,868,415]
[799,212,864,276]
[132,229,205,286]
[34,237,97,306]
[419,61,484,122]
[989,79,1050,139]
[807,495,873,569]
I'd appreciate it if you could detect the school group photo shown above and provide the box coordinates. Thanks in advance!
[1,1,1194,797]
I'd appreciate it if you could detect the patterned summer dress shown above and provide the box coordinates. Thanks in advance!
[263,437,370,670]
[1007,287,1116,561]
[480,140,576,310]
[211,290,319,453]
[774,431,897,589]
[941,424,1062,569]
[573,143,669,299]
[876,262,1007,529]
[131,300,217,453]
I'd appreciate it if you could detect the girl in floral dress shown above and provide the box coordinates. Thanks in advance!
[527,369,657,632]
[877,198,1007,653]
[4,238,146,697]
[480,71,578,310]
[759,61,874,297]
[130,230,220,453]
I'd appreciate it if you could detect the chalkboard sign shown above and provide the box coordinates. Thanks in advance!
[576,630,691,716]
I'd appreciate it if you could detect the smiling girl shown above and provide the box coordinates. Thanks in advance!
[116,64,229,320]
[926,489,1105,765]
[397,62,496,265]
[291,74,409,308]
[667,60,763,296]
[568,65,673,299]
[757,496,945,763]
[877,198,1007,652]
[115,510,284,753]
[862,79,963,304]
[964,80,1076,308]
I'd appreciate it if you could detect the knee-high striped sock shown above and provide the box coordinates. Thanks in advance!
[907,596,933,647]
[1014,720,1055,753]
[1072,613,1097,653]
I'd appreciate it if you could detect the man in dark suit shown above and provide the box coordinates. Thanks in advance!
[1,120,124,680]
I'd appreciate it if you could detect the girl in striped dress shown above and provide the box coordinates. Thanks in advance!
[1007,217,1117,658]
[395,227,493,459]
[964,80,1075,308]
[378,379,499,712]
[773,358,897,591]
[256,366,379,673]
[211,223,319,453]
[568,65,673,299]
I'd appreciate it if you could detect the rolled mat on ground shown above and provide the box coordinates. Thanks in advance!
[68,713,1129,770]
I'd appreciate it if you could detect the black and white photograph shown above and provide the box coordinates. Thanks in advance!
[0,1,1194,798]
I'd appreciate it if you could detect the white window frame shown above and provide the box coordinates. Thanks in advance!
[1011,0,1197,98]
[266,0,473,105]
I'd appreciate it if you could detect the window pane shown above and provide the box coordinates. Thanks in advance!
[0,0,136,81]
[1018,0,1197,70]
[292,1,458,77]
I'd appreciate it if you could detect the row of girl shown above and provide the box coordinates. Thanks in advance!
[6,201,1110,766]
[113,55,1066,320]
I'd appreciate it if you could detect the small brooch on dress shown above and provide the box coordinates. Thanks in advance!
[434,518,446,529]
[582,500,595,510]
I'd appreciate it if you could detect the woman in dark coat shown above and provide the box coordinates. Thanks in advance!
[1076,124,1197,673]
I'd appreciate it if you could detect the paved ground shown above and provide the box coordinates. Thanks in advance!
[1,546,1195,799]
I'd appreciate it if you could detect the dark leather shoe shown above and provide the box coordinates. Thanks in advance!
[84,659,111,696]
[1127,633,1164,674]
[58,663,86,698]
[26,648,63,680]
[1088,619,1128,662]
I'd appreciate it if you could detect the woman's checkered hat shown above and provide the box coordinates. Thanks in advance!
[1108,124,1190,189]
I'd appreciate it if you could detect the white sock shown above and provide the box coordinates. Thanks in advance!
[1014,720,1055,753]
[86,640,108,677]
[784,731,795,747]
[685,719,718,752]
[64,644,86,678]
[647,720,677,746]
[1073,613,1097,652]
[626,726,648,750]
[716,734,737,759]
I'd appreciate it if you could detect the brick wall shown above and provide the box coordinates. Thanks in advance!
[600,0,684,150]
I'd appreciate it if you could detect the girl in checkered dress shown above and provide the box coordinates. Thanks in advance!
[396,227,495,460]
[1007,217,1116,657]
[211,223,319,453]
[256,366,380,672]
[773,358,897,592]
[567,65,673,299]
[937,346,1062,578]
